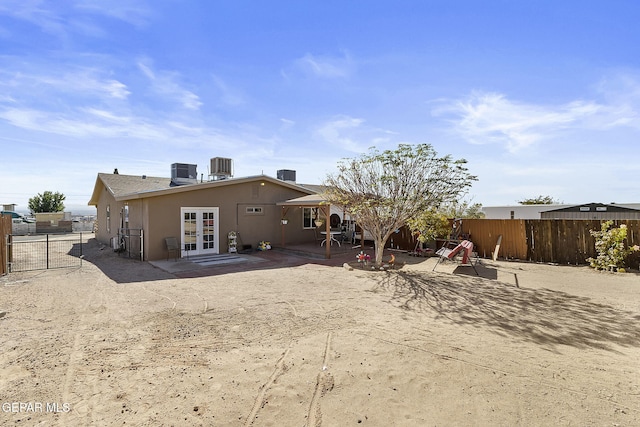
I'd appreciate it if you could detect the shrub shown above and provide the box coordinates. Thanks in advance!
[587,221,640,271]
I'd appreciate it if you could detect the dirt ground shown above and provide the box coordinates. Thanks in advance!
[1,238,639,426]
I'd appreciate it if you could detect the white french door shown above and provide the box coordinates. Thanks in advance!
[180,207,219,257]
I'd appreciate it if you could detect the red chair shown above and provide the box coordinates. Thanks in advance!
[432,240,479,275]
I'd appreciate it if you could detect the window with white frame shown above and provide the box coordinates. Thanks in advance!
[245,206,264,215]
[303,207,318,229]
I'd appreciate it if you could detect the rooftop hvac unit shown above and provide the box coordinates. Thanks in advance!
[277,169,296,182]
[171,163,198,186]
[210,157,233,180]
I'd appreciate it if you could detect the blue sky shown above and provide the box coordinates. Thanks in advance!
[1,1,639,213]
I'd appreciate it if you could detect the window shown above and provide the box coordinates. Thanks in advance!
[106,205,111,233]
[303,207,319,229]
[123,205,129,229]
[183,212,197,251]
[510,210,514,220]
[245,206,264,214]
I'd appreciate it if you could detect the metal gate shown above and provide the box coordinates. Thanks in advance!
[6,233,85,272]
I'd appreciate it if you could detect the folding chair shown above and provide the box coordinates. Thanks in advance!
[432,239,479,275]
[165,237,180,261]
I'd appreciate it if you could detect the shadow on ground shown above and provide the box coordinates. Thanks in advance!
[373,270,640,353]
[81,238,365,284]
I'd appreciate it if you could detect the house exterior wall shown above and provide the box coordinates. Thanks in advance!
[134,180,311,261]
[94,186,118,246]
[482,205,571,219]
[540,211,640,220]
[94,187,146,248]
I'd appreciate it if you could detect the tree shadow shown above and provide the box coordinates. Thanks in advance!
[373,270,640,353]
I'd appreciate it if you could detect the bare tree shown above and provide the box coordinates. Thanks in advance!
[323,144,476,267]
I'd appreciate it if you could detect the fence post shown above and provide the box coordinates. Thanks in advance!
[46,234,49,269]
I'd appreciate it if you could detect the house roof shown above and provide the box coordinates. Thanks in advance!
[277,194,330,207]
[295,183,328,194]
[88,172,316,205]
[88,173,172,205]
[543,202,640,213]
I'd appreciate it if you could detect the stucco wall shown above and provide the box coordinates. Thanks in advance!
[137,180,311,261]
[94,187,129,247]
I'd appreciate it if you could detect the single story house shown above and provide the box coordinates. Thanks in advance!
[483,203,640,219]
[482,204,572,219]
[88,170,346,261]
[540,203,640,220]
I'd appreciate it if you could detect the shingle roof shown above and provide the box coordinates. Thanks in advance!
[88,173,172,205]
[296,183,328,194]
[88,172,322,206]
[99,173,172,197]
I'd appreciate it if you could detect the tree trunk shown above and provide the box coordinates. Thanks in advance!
[374,238,385,267]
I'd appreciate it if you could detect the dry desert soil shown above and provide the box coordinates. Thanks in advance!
[1,238,639,426]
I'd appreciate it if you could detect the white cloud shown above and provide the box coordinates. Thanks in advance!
[436,75,640,154]
[0,107,166,139]
[0,67,130,101]
[315,116,394,153]
[291,51,355,79]
[316,116,365,152]
[211,74,245,106]
[0,1,67,37]
[437,92,603,152]
[279,118,295,130]
[0,0,152,40]
[137,60,202,110]
[74,0,152,28]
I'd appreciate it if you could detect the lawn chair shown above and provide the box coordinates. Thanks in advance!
[432,239,478,275]
[165,237,180,261]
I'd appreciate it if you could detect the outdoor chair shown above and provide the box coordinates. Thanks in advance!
[432,239,478,275]
[313,227,325,245]
[165,237,180,261]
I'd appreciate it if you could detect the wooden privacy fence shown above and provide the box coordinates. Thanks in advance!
[459,219,640,269]
[1,214,11,275]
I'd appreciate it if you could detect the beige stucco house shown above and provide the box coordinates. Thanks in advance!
[88,171,325,261]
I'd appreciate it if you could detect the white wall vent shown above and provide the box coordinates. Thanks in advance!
[210,157,233,180]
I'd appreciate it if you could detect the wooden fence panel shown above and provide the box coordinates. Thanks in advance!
[0,214,12,275]
[460,219,528,260]
[461,219,640,268]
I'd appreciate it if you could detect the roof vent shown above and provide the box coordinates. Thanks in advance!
[277,169,296,183]
[171,163,198,186]
[210,157,233,180]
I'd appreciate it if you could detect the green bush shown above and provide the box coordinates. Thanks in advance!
[587,221,640,271]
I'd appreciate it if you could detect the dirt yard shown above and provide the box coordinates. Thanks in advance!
[1,239,639,426]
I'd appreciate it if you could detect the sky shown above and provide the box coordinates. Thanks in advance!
[1,0,640,214]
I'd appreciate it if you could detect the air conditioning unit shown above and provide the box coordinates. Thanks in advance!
[277,169,296,182]
[210,157,233,180]
[171,163,198,186]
